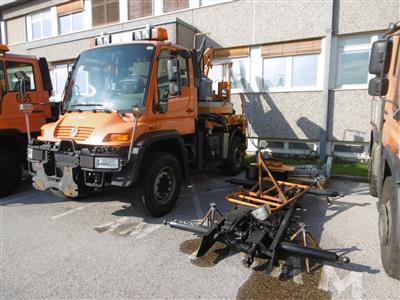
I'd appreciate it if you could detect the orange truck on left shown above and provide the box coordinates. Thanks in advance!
[0,44,55,197]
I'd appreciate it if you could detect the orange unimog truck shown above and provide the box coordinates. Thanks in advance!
[368,21,400,280]
[0,44,54,197]
[27,27,247,217]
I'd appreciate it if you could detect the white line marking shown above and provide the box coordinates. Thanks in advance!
[51,203,97,220]
[133,224,161,239]
[94,217,129,232]
[119,222,145,235]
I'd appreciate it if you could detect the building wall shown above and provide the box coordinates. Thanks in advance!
[232,92,324,141]
[2,0,398,158]
[335,0,400,35]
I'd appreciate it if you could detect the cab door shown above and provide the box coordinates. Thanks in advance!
[153,47,196,135]
[0,58,48,134]
[382,37,400,154]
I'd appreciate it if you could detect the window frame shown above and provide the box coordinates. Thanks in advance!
[0,61,7,95]
[261,53,322,93]
[128,0,153,20]
[208,56,250,93]
[58,11,84,35]
[29,9,53,41]
[5,60,37,92]
[91,0,120,27]
[335,35,379,90]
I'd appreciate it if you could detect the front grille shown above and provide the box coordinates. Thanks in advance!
[55,126,94,141]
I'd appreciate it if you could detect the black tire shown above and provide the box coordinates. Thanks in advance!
[223,136,244,176]
[128,152,182,217]
[379,176,400,280]
[369,146,379,197]
[0,149,22,197]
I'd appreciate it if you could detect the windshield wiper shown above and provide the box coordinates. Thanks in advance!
[70,103,105,107]
[69,103,117,113]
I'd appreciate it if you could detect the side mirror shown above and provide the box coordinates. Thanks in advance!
[368,77,389,96]
[132,106,145,118]
[167,58,181,97]
[156,101,167,113]
[368,39,393,97]
[369,40,392,75]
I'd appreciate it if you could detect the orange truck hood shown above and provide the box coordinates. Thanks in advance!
[38,111,144,147]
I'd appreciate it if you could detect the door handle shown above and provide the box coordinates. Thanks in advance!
[186,107,194,113]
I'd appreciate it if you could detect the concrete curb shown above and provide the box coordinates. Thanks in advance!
[331,174,369,183]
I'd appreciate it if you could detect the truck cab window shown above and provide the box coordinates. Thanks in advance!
[0,62,5,94]
[5,61,36,91]
[178,55,188,87]
[157,50,170,102]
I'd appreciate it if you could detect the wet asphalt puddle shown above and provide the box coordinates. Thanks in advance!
[179,238,331,299]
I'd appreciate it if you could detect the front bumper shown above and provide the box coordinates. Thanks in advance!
[28,140,129,197]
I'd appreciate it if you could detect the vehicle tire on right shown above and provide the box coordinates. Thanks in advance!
[379,176,400,280]
[0,149,22,197]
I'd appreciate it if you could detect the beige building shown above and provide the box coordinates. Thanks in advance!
[1,0,399,159]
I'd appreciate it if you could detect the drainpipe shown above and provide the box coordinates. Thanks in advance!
[319,0,335,165]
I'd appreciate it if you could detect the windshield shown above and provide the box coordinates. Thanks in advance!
[63,44,154,112]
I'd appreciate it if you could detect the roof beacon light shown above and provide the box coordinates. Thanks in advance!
[95,33,112,46]
[0,44,10,53]
[132,25,168,41]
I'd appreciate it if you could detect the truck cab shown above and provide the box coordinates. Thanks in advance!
[368,22,400,280]
[0,44,53,197]
[27,27,247,217]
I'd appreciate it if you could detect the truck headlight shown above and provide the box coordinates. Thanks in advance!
[27,148,33,160]
[94,157,119,169]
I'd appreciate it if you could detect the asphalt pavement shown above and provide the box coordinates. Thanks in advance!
[1,172,399,299]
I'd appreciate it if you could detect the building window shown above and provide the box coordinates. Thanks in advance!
[261,39,321,91]
[59,11,84,34]
[30,9,52,40]
[163,0,189,13]
[208,56,249,92]
[50,63,76,102]
[128,0,152,20]
[336,36,375,88]
[262,54,318,90]
[92,0,119,27]
[5,61,36,91]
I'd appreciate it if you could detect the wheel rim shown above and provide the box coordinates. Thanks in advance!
[153,167,176,204]
[379,202,390,246]
[233,147,242,168]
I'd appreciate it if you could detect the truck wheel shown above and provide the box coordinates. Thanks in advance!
[223,136,244,176]
[369,146,379,197]
[0,149,22,197]
[128,152,182,217]
[379,176,400,280]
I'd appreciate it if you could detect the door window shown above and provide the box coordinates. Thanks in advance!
[5,61,36,91]
[157,50,170,102]
[177,55,188,87]
[0,62,5,95]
